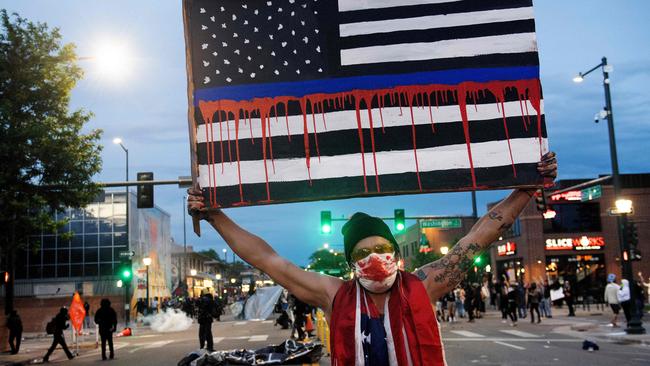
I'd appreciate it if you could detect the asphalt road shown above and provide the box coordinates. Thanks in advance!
[3,313,650,365]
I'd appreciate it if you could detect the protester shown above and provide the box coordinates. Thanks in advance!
[638,271,650,304]
[618,279,632,326]
[43,307,75,362]
[291,294,308,340]
[445,291,456,322]
[454,286,465,318]
[540,280,553,318]
[527,283,542,324]
[94,298,118,360]
[564,281,576,316]
[516,282,527,319]
[6,310,23,354]
[197,292,217,352]
[187,152,557,364]
[506,282,519,326]
[464,283,475,323]
[83,301,92,330]
[604,274,621,327]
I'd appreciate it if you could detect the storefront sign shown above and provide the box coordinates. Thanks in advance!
[550,190,582,202]
[545,236,605,251]
[573,236,605,250]
[497,242,517,256]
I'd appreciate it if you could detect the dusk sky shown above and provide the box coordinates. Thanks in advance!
[4,1,649,266]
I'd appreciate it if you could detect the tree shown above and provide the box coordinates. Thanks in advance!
[198,249,223,262]
[0,10,102,313]
[307,249,349,278]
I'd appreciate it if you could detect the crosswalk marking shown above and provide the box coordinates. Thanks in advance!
[213,337,224,344]
[234,321,247,325]
[261,320,273,324]
[450,330,485,338]
[249,335,269,342]
[494,341,526,350]
[499,330,540,338]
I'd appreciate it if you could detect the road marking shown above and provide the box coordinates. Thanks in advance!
[249,335,269,342]
[450,330,485,338]
[494,341,526,350]
[213,337,224,344]
[499,330,540,338]
[128,340,173,353]
[234,321,247,325]
[261,320,273,324]
[443,338,580,342]
[134,334,158,338]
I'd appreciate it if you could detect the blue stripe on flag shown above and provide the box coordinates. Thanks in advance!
[193,66,539,104]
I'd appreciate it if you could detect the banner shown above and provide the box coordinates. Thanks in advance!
[183,0,547,208]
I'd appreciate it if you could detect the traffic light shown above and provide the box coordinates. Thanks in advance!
[137,172,154,208]
[121,267,132,280]
[394,209,405,232]
[624,221,641,261]
[320,211,332,234]
[535,189,547,212]
[474,256,482,265]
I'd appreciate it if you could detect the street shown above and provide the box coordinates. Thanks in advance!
[3,311,650,365]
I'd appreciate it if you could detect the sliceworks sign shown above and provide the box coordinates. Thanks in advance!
[545,236,605,251]
[497,242,517,256]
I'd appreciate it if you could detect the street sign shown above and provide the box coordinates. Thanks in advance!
[420,218,462,229]
[119,250,135,258]
[581,185,602,202]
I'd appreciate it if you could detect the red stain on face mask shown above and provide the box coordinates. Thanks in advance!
[358,255,393,281]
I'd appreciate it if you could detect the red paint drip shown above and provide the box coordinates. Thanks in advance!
[378,94,386,133]
[426,92,435,133]
[208,109,218,207]
[267,112,276,173]
[309,99,321,162]
[260,113,271,202]
[362,93,381,192]
[517,92,529,132]
[196,79,544,204]
[357,255,393,281]
[217,109,225,173]
[203,113,213,207]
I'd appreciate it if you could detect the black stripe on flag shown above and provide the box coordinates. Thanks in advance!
[195,115,547,165]
[201,163,542,207]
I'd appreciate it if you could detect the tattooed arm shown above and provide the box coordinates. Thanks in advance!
[416,152,557,301]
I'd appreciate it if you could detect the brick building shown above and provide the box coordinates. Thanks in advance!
[488,173,650,301]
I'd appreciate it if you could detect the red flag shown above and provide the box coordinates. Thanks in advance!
[69,292,86,333]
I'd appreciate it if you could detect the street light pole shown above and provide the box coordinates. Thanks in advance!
[183,195,187,292]
[143,257,152,313]
[113,138,130,325]
[574,57,644,334]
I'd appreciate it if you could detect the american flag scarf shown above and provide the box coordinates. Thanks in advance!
[330,271,446,366]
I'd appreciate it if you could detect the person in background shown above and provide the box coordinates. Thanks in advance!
[539,280,553,318]
[617,279,632,327]
[445,291,456,323]
[43,307,74,362]
[455,286,465,319]
[604,273,621,327]
[564,281,576,316]
[464,283,476,323]
[197,292,218,352]
[527,283,542,324]
[516,282,527,319]
[638,272,650,304]
[6,310,23,354]
[83,301,92,330]
[506,282,519,326]
[94,298,118,360]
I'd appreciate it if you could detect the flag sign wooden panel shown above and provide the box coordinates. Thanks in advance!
[182,0,548,208]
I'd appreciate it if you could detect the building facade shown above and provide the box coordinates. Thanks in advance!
[489,174,650,301]
[8,190,172,330]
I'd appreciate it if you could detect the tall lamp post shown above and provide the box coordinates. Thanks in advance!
[182,195,188,292]
[113,138,130,323]
[143,257,152,312]
[573,57,645,334]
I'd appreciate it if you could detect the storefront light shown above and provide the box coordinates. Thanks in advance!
[440,246,449,255]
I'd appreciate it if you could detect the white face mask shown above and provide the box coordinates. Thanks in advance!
[353,252,398,293]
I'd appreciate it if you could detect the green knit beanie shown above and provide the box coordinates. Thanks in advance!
[342,212,399,263]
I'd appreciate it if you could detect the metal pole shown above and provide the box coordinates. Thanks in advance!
[122,144,130,326]
[471,191,478,218]
[146,265,150,312]
[601,57,644,334]
[183,195,187,290]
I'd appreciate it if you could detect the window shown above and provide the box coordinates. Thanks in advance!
[113,217,127,233]
[411,241,418,254]
[98,203,113,219]
[100,248,113,262]
[70,221,83,233]
[43,250,56,265]
[71,249,83,263]
[43,265,55,278]
[84,264,98,277]
[100,263,114,276]
[99,219,112,233]
[57,236,70,248]
[543,202,601,233]
[57,221,70,234]
[70,265,83,277]
[29,266,42,279]
[57,265,69,278]
[100,233,113,247]
[57,249,70,263]
[114,233,128,246]
[84,220,98,234]
[84,248,98,262]
[42,235,56,249]
[29,249,42,266]
[71,233,83,248]
[84,234,98,247]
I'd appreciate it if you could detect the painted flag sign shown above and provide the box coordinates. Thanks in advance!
[183,0,548,208]
[69,291,85,334]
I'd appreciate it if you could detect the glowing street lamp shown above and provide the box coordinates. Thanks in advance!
[190,269,197,276]
[440,246,449,255]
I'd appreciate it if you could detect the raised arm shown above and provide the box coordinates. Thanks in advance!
[187,189,342,313]
[416,152,557,300]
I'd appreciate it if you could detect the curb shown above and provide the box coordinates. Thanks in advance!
[553,325,650,346]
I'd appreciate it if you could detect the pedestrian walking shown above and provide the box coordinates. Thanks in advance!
[516,283,527,319]
[455,287,465,318]
[6,310,23,354]
[564,281,576,316]
[291,295,308,340]
[94,298,117,360]
[43,307,75,362]
[506,283,518,326]
[464,283,475,323]
[197,292,217,352]
[445,291,456,322]
[617,279,632,327]
[527,283,542,323]
[186,152,557,365]
[604,274,620,327]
